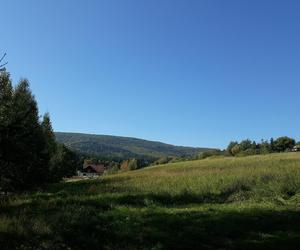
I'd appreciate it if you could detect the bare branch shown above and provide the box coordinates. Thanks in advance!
[0,53,7,63]
[0,62,8,68]
[0,53,8,71]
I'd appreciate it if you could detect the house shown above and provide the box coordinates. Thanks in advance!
[292,145,300,152]
[78,163,106,177]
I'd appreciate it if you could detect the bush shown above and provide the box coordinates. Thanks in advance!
[198,150,222,159]
[49,144,80,182]
[128,159,138,170]
[154,157,172,165]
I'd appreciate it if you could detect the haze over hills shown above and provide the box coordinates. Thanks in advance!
[55,132,214,160]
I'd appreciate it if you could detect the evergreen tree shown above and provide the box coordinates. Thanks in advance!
[0,73,80,191]
[270,137,275,152]
[41,112,57,156]
[0,72,14,190]
[0,79,50,191]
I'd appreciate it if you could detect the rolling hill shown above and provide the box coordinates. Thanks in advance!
[55,132,213,159]
[2,153,300,249]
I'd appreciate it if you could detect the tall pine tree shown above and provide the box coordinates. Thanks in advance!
[0,77,50,191]
[0,72,14,190]
[41,112,57,156]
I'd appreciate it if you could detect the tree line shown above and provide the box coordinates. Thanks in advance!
[0,72,80,192]
[226,136,297,156]
[149,137,299,164]
[197,136,298,159]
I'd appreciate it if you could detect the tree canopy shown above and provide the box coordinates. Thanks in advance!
[0,72,79,192]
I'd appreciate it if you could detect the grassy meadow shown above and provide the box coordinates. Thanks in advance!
[1,153,300,249]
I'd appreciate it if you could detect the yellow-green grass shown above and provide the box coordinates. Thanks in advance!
[1,153,300,249]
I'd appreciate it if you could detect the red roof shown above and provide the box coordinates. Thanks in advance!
[83,164,106,174]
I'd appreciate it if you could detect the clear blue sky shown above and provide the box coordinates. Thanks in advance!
[1,0,300,148]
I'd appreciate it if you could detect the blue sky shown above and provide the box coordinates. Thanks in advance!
[1,0,300,148]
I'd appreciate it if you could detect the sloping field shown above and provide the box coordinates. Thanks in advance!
[1,153,300,249]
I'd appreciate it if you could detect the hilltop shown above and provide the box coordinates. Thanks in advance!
[55,132,213,160]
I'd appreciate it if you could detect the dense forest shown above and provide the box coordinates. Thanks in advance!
[55,132,212,160]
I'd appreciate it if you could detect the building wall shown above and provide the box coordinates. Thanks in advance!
[77,171,100,177]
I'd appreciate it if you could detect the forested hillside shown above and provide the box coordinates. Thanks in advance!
[55,132,213,160]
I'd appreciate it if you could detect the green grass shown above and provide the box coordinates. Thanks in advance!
[1,153,300,249]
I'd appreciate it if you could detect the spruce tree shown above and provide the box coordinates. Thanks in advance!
[0,78,50,191]
[0,73,80,191]
[41,113,79,181]
[12,79,50,190]
[41,112,57,156]
[0,72,14,191]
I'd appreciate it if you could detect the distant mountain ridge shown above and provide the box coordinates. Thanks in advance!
[55,132,214,160]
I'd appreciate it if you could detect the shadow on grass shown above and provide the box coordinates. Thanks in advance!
[1,203,300,250]
[42,175,254,207]
[1,177,300,249]
[47,176,133,195]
